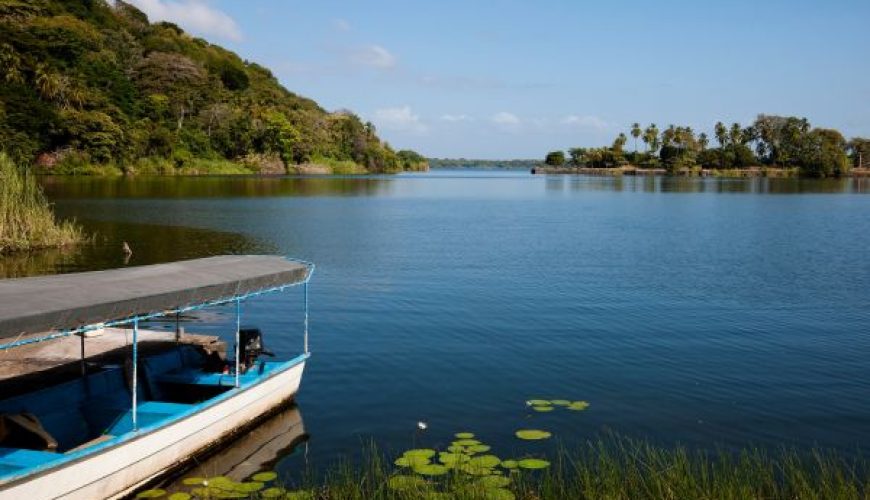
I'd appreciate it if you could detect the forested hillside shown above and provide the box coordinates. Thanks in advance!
[0,0,427,174]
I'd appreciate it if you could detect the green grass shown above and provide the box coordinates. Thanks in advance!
[294,443,866,500]
[0,154,84,253]
[306,155,369,175]
[153,438,868,500]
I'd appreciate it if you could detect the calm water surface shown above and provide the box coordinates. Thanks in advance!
[13,171,870,480]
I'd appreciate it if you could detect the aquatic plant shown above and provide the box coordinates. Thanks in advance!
[0,154,84,253]
[515,429,552,440]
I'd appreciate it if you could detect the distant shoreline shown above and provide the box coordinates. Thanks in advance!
[531,165,870,178]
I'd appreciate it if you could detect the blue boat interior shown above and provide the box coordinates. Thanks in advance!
[0,344,291,482]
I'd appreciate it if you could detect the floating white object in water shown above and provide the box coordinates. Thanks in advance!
[417,421,427,430]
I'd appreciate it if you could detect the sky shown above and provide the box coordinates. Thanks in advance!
[125,0,870,159]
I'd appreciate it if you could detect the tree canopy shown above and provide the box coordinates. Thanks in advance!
[546,115,862,177]
[0,0,426,174]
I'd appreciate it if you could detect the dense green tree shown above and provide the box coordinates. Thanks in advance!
[0,0,422,174]
[848,138,869,168]
[544,150,566,166]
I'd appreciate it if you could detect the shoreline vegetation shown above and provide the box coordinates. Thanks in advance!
[150,438,869,499]
[539,117,869,178]
[0,154,83,254]
[0,1,427,177]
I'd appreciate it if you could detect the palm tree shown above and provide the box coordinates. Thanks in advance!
[729,123,742,146]
[714,121,728,147]
[613,133,628,155]
[631,123,641,152]
[644,124,660,154]
[698,133,709,151]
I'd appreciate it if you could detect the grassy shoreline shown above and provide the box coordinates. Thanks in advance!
[0,154,84,254]
[35,154,427,177]
[149,438,869,499]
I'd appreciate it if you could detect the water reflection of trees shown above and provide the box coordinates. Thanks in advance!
[546,175,870,194]
[0,220,268,278]
[38,176,395,199]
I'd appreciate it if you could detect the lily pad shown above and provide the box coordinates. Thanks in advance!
[232,482,264,493]
[527,399,550,406]
[182,477,207,486]
[447,445,466,453]
[167,494,191,500]
[551,399,571,406]
[439,451,471,465]
[136,490,166,499]
[531,405,554,412]
[413,463,449,476]
[515,429,552,440]
[478,475,512,488]
[395,455,430,467]
[403,448,437,459]
[460,464,494,476]
[453,439,480,447]
[518,458,551,469]
[387,475,427,491]
[467,444,491,453]
[206,476,235,489]
[500,460,519,469]
[260,488,286,499]
[455,432,475,439]
[567,401,590,411]
[469,455,502,468]
[251,471,278,482]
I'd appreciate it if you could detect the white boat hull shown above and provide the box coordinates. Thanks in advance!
[0,360,305,500]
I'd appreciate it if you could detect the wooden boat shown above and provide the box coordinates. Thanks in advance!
[0,255,314,499]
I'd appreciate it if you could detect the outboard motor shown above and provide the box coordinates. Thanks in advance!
[239,327,274,372]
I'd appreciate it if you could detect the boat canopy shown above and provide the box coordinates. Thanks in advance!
[0,255,312,341]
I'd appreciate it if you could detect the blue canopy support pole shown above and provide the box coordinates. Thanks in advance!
[235,298,241,388]
[79,333,85,377]
[304,281,309,355]
[132,318,139,431]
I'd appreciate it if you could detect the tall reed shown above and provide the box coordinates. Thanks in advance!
[255,438,868,500]
[0,153,83,253]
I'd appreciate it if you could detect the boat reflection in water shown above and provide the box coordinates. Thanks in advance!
[160,404,308,492]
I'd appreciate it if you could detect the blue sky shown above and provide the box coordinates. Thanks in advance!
[128,0,870,159]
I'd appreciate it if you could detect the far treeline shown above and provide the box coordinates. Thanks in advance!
[0,0,427,175]
[429,158,538,170]
[544,116,869,177]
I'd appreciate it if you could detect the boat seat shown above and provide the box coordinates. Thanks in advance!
[0,447,61,480]
[105,401,193,436]
[154,360,275,387]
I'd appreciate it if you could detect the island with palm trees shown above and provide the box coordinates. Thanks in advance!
[534,115,869,178]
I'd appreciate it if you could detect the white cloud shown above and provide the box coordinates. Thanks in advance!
[373,106,427,134]
[350,45,397,69]
[441,114,472,122]
[332,18,351,32]
[491,112,521,128]
[125,0,242,41]
[561,114,609,130]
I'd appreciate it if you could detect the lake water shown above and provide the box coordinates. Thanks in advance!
[13,171,870,482]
